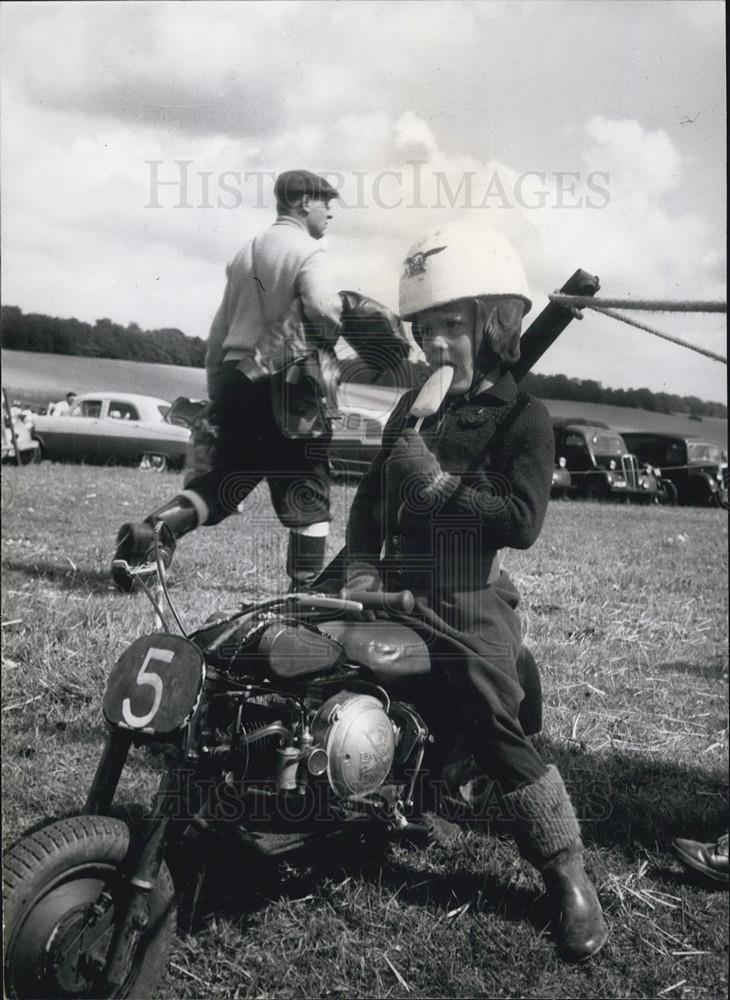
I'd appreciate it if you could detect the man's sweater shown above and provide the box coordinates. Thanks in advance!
[205,216,341,396]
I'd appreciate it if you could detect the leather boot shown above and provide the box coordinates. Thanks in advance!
[672,833,729,884]
[286,532,327,591]
[112,496,198,592]
[541,845,609,962]
[503,765,608,963]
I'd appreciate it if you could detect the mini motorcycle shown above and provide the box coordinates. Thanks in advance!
[4,269,597,998]
[2,538,541,1000]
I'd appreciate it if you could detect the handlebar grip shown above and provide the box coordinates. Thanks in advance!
[340,589,415,615]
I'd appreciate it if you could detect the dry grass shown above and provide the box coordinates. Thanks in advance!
[2,462,728,999]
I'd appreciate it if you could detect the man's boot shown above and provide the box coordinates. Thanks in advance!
[503,765,608,963]
[112,496,199,592]
[672,833,729,884]
[286,531,327,591]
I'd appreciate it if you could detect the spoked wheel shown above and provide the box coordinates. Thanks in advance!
[3,815,176,1000]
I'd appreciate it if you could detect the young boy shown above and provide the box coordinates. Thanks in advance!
[342,220,608,963]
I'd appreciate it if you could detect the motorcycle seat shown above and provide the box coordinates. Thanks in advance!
[320,621,431,682]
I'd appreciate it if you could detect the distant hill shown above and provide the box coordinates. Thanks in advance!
[343,357,727,421]
[3,303,726,419]
[541,398,726,448]
[519,371,725,420]
[1,350,208,410]
[3,349,726,448]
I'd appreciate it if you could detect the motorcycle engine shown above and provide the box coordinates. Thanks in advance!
[310,693,396,799]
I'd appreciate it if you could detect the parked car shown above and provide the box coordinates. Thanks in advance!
[620,431,728,508]
[551,457,572,498]
[328,382,405,478]
[1,389,41,465]
[32,392,190,471]
[552,419,660,502]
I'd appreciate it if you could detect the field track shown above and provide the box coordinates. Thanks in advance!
[2,461,727,999]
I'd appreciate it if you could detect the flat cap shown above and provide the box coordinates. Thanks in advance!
[274,169,339,205]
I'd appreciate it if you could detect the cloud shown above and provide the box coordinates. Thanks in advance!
[4,3,293,137]
[2,2,483,139]
[1,3,725,400]
[2,96,725,394]
[584,116,682,198]
[394,112,439,158]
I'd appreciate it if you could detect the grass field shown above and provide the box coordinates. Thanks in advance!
[2,462,728,999]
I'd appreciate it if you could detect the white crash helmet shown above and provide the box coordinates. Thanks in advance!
[398,220,532,320]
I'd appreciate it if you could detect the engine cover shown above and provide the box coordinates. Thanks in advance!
[311,693,395,799]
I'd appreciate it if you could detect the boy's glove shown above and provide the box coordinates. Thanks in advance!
[386,429,462,526]
[342,560,383,595]
[387,428,443,492]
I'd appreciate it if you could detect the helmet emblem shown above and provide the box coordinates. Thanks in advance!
[404,244,447,278]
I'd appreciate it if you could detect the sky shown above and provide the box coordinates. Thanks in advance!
[1,0,726,402]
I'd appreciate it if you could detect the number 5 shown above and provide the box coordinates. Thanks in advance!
[122,647,173,728]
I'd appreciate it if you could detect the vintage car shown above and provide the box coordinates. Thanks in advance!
[2,390,42,465]
[553,419,660,502]
[621,431,728,508]
[32,392,190,471]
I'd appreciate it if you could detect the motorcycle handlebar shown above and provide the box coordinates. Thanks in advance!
[339,589,415,615]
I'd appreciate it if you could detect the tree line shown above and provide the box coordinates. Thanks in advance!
[1,306,206,368]
[2,304,725,418]
[519,371,726,419]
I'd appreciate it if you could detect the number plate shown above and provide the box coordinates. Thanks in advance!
[103,634,205,734]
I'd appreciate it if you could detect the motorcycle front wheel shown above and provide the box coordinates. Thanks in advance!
[3,815,176,1000]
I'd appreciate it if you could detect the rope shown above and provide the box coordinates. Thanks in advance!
[587,306,727,365]
[548,295,726,313]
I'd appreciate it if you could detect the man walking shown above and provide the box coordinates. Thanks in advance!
[113,169,342,592]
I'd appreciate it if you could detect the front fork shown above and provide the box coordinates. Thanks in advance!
[84,730,133,816]
[102,765,185,990]
[82,731,184,989]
